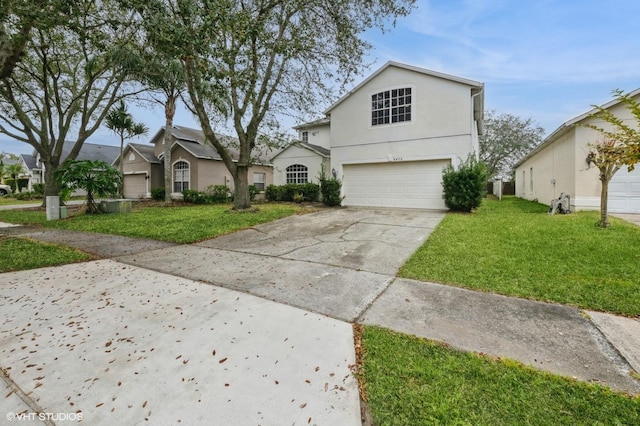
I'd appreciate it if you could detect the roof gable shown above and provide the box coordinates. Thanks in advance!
[271,142,330,161]
[324,61,484,115]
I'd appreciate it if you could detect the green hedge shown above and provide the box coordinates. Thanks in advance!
[265,183,320,202]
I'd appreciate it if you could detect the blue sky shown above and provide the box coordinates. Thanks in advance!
[2,0,640,155]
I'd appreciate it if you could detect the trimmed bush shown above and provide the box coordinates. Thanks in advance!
[248,185,257,201]
[442,154,487,212]
[320,177,343,206]
[182,189,208,204]
[150,187,165,201]
[265,183,319,202]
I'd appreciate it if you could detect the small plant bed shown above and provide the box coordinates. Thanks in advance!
[0,236,92,272]
[399,197,640,316]
[360,326,640,425]
[0,203,300,244]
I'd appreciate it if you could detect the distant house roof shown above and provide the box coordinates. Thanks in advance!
[20,154,38,170]
[151,125,273,165]
[270,141,330,161]
[293,118,330,130]
[515,87,640,168]
[61,141,121,163]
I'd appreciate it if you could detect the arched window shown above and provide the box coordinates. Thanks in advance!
[286,164,308,184]
[173,161,190,192]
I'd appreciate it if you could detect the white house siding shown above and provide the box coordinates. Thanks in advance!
[298,123,331,150]
[272,145,328,185]
[329,65,480,209]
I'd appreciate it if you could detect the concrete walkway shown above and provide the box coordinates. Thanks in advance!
[1,207,640,425]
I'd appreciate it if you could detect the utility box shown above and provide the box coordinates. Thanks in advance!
[46,196,60,221]
[99,199,132,214]
[59,206,68,219]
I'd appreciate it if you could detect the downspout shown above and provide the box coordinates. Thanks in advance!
[471,85,485,158]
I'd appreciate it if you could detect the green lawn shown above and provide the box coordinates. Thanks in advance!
[0,236,92,272]
[400,197,640,316]
[361,326,640,425]
[0,202,301,243]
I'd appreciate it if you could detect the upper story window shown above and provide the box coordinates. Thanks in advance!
[371,87,412,126]
[286,164,308,184]
[302,131,309,143]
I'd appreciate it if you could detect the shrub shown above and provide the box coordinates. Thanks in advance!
[320,177,343,206]
[205,185,231,203]
[33,183,45,196]
[265,183,320,202]
[14,191,39,200]
[248,185,257,201]
[442,154,487,212]
[182,189,207,204]
[150,187,165,201]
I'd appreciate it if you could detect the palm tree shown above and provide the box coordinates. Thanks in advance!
[5,162,25,192]
[105,101,149,197]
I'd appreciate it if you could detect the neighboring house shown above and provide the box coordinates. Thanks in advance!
[117,125,274,199]
[514,89,640,213]
[274,61,485,209]
[1,155,33,191]
[271,118,331,185]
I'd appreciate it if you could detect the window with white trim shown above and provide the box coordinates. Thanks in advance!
[253,172,265,191]
[173,161,190,192]
[371,87,412,126]
[286,164,308,184]
[301,131,308,143]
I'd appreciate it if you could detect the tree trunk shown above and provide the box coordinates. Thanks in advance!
[119,136,125,198]
[232,166,251,210]
[599,177,610,228]
[164,99,176,203]
[43,163,61,198]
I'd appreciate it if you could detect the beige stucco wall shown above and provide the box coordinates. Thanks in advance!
[329,66,478,177]
[272,145,328,185]
[515,97,638,211]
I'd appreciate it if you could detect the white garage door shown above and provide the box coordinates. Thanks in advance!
[342,160,449,209]
[123,174,147,199]
[609,166,640,213]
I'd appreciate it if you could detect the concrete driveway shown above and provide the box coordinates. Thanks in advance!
[117,208,445,322]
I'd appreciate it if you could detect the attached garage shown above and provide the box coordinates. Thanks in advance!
[609,166,640,213]
[123,173,148,199]
[342,160,449,209]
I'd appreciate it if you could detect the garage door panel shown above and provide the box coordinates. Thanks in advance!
[609,166,640,213]
[124,174,147,199]
[343,160,448,209]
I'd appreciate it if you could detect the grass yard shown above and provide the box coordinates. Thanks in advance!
[0,202,302,243]
[399,197,640,316]
[360,326,640,425]
[0,236,92,272]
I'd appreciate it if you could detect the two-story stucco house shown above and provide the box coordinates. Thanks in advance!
[272,61,485,209]
[514,89,640,213]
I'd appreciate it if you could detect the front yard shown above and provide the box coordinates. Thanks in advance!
[400,196,640,316]
[0,202,302,243]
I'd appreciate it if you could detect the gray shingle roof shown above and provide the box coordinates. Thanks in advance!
[62,141,121,163]
[129,143,160,163]
[160,125,273,165]
[20,154,38,169]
